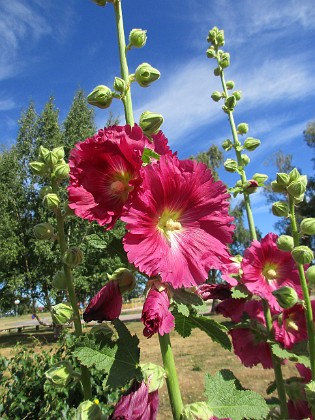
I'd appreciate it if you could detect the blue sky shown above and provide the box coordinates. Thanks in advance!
[1,0,315,236]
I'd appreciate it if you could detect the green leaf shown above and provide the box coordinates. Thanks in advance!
[175,302,190,317]
[305,380,315,410]
[174,312,231,351]
[172,288,204,306]
[85,233,108,249]
[205,370,269,420]
[271,343,310,367]
[73,319,141,388]
[142,148,160,165]
[231,284,250,299]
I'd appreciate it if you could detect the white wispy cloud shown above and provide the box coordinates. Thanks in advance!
[0,98,15,112]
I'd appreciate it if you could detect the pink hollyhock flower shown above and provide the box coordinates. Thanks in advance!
[221,256,242,287]
[287,365,313,420]
[142,288,175,338]
[68,125,144,229]
[273,304,307,349]
[122,155,234,288]
[197,283,232,301]
[83,280,122,322]
[111,380,159,420]
[216,298,248,322]
[241,233,302,311]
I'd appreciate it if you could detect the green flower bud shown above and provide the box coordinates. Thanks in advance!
[113,77,126,94]
[140,363,165,392]
[29,161,48,176]
[45,361,77,388]
[300,218,315,236]
[213,67,221,77]
[216,30,225,46]
[287,179,307,198]
[38,145,50,161]
[237,123,249,135]
[224,158,238,173]
[54,163,70,180]
[108,268,135,293]
[289,168,300,183]
[271,180,286,193]
[39,186,53,199]
[272,286,299,309]
[181,402,214,420]
[293,194,305,204]
[139,111,163,136]
[51,303,73,325]
[241,154,250,166]
[52,270,67,290]
[243,137,261,151]
[87,85,113,109]
[276,172,290,187]
[272,201,290,217]
[63,247,84,268]
[219,52,230,69]
[43,193,60,211]
[225,80,235,90]
[232,90,242,100]
[223,95,237,112]
[75,400,102,420]
[33,222,55,240]
[91,0,107,6]
[306,265,315,285]
[292,246,314,265]
[206,46,216,59]
[276,235,294,251]
[206,27,219,43]
[43,151,59,168]
[210,91,222,102]
[52,146,65,160]
[129,28,147,48]
[134,63,160,87]
[252,173,268,185]
[222,139,233,151]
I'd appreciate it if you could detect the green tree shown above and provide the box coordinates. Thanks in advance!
[190,144,223,180]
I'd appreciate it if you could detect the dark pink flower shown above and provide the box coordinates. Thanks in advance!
[273,304,307,349]
[142,288,175,338]
[221,256,241,286]
[197,283,232,301]
[122,155,234,288]
[68,125,145,229]
[287,365,313,420]
[216,298,248,322]
[241,233,302,311]
[111,380,159,420]
[83,280,122,322]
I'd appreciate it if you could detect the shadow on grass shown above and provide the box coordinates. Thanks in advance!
[0,328,56,349]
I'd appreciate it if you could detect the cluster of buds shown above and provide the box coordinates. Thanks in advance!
[229,173,268,198]
[272,168,307,205]
[30,146,69,181]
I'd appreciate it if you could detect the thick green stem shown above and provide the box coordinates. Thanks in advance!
[113,0,134,126]
[289,198,315,380]
[159,333,183,420]
[52,180,92,400]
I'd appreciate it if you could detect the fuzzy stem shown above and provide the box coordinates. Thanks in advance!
[52,180,92,400]
[289,197,315,380]
[158,333,183,420]
[113,0,134,126]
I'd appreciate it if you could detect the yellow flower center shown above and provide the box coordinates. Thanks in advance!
[158,210,182,240]
[286,314,299,331]
[262,263,278,281]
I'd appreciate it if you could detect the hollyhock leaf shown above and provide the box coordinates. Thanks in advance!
[172,288,205,306]
[231,285,251,299]
[175,302,190,317]
[181,402,214,420]
[174,312,231,350]
[305,381,315,410]
[205,370,269,420]
[270,343,310,367]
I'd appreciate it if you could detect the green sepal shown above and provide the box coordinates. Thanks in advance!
[181,402,214,420]
[140,362,165,392]
[142,148,160,165]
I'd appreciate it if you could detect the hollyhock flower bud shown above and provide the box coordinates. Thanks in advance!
[292,246,314,265]
[76,400,102,420]
[111,381,159,420]
[252,173,268,185]
[272,201,289,217]
[244,180,259,194]
[45,361,78,388]
[211,91,222,102]
[276,235,294,251]
[216,30,225,46]
[289,168,301,183]
[241,154,250,166]
[306,265,315,285]
[51,303,73,325]
[237,123,249,135]
[39,186,52,199]
[142,288,175,338]
[271,180,286,193]
[52,270,67,290]
[91,0,108,6]
[223,95,236,112]
[113,77,126,94]
[43,193,60,210]
[129,28,147,48]
[43,151,59,168]
[206,46,216,59]
[287,179,307,198]
[140,363,165,392]
[33,222,55,240]
[87,85,113,109]
[108,268,135,293]
[139,111,164,136]
[272,286,298,309]
[222,139,233,151]
[52,146,65,160]
[182,402,214,420]
[83,280,122,322]
[54,162,70,180]
[300,218,315,236]
[226,80,235,90]
[63,247,84,267]
[207,27,219,43]
[29,161,48,176]
[197,283,232,301]
[38,145,50,161]
[232,90,242,100]
[243,137,261,151]
[134,63,160,87]
[224,158,238,172]
[276,172,290,187]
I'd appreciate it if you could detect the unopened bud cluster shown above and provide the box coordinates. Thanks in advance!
[30,146,69,182]
[271,168,307,204]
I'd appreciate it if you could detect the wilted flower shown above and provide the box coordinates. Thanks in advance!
[122,155,234,288]
[142,288,174,338]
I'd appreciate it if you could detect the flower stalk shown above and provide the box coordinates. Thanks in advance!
[158,333,183,420]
